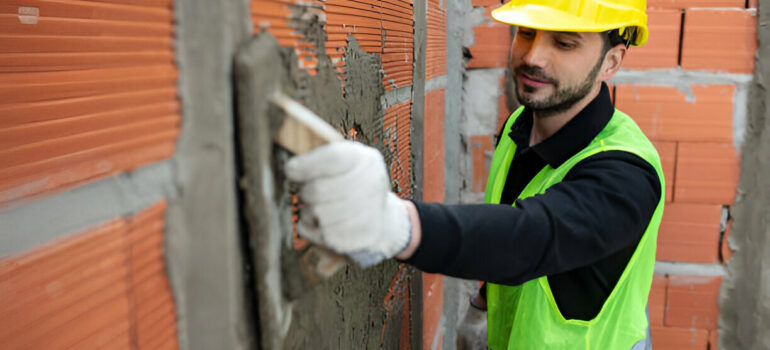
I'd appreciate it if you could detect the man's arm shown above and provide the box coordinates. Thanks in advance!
[401,151,661,285]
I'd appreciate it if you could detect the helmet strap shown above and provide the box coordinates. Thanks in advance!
[622,27,635,48]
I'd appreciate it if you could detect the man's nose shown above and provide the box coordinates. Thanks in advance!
[521,32,549,68]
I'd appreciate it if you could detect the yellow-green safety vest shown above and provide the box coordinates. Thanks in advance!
[484,107,665,349]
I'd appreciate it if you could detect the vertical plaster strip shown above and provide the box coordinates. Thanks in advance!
[720,3,770,349]
[411,1,427,348]
[166,0,254,349]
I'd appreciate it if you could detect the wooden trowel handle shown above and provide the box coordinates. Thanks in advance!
[269,92,348,280]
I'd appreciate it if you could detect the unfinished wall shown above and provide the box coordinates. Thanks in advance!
[0,0,183,348]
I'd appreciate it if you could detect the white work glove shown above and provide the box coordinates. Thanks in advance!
[285,140,412,267]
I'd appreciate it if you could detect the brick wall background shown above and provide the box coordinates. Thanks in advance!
[616,3,756,349]
[0,1,181,349]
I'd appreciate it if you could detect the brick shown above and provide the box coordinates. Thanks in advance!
[498,92,511,133]
[0,219,131,349]
[422,273,444,350]
[675,142,740,205]
[467,24,511,69]
[666,275,722,330]
[681,9,757,73]
[0,0,180,205]
[649,274,668,326]
[472,0,501,6]
[427,0,447,79]
[709,330,719,350]
[126,202,178,348]
[650,326,709,350]
[424,89,446,202]
[647,0,745,8]
[721,220,734,263]
[615,84,734,143]
[657,203,722,263]
[652,141,676,202]
[470,135,495,193]
[622,9,681,70]
[384,101,412,197]
[748,0,758,8]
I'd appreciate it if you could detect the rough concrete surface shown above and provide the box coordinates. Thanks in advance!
[412,0,427,203]
[719,4,770,349]
[233,5,418,347]
[444,0,471,206]
[165,0,255,349]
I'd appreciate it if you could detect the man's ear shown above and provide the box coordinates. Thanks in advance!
[599,44,627,81]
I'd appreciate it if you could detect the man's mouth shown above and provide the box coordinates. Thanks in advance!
[515,68,554,88]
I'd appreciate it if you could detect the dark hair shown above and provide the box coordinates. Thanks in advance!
[602,28,634,55]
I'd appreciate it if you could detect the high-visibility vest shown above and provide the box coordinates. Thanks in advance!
[484,107,665,349]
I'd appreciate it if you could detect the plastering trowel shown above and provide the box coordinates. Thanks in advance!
[268,91,350,279]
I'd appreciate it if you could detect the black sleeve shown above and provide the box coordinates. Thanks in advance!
[403,151,661,285]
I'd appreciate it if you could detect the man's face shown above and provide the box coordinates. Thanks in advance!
[510,27,606,116]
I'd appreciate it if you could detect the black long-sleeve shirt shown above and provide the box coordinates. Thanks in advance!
[405,84,661,321]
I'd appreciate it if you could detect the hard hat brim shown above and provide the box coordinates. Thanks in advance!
[491,4,649,46]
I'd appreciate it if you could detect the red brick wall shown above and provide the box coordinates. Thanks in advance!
[616,3,756,350]
[0,202,178,350]
[1,1,182,349]
[0,0,181,207]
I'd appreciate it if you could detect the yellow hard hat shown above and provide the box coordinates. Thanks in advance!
[491,0,649,46]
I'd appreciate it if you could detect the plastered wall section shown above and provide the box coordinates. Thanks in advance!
[251,1,427,349]
[0,1,182,349]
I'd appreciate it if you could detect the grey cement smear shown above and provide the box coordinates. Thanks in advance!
[426,75,448,93]
[0,161,175,257]
[719,4,770,349]
[234,7,417,348]
[654,261,726,277]
[166,0,254,349]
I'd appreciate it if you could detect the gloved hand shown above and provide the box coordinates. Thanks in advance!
[285,140,412,267]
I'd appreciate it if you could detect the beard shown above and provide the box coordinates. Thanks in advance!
[514,56,603,118]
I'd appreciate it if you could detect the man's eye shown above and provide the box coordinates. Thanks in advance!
[556,41,576,49]
[518,30,534,38]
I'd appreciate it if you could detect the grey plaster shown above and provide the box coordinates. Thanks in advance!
[444,0,468,205]
[426,75,448,93]
[0,161,175,257]
[410,5,426,345]
[719,4,770,349]
[412,0,427,203]
[383,85,414,109]
[463,68,506,136]
[166,0,254,349]
[653,262,726,277]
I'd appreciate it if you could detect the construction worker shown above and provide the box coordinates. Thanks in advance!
[286,0,663,348]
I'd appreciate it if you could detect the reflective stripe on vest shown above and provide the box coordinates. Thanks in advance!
[484,107,666,350]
